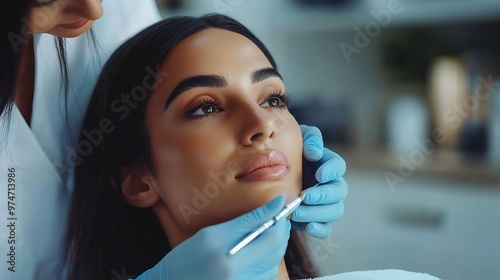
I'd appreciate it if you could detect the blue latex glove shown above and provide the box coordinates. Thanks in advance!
[292,125,348,238]
[135,196,291,280]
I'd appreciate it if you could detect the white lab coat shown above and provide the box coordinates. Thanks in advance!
[0,1,161,279]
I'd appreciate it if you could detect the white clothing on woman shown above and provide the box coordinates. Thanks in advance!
[305,269,441,279]
[0,1,160,279]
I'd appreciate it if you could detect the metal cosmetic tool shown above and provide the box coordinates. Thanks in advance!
[228,192,306,256]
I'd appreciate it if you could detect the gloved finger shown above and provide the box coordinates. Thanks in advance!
[306,222,332,239]
[300,124,324,162]
[233,195,286,230]
[302,178,348,205]
[242,219,290,266]
[215,220,288,280]
[290,221,332,239]
[291,201,344,223]
[247,218,290,253]
[315,148,347,183]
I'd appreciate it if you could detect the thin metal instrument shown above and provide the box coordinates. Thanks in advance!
[228,192,306,256]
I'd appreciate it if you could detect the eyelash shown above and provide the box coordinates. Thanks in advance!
[32,0,56,7]
[266,91,291,109]
[185,90,291,121]
[185,98,223,120]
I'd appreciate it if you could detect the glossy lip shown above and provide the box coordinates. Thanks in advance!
[58,18,90,29]
[236,150,289,182]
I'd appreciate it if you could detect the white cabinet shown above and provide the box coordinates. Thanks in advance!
[301,168,500,279]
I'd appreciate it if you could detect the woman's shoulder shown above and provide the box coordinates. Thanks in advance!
[303,269,441,280]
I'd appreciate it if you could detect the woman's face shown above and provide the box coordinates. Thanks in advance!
[28,0,103,37]
[145,28,303,246]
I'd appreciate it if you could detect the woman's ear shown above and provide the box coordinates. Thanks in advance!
[119,165,159,208]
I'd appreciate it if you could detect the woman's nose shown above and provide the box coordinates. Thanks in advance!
[239,106,276,146]
[64,0,103,20]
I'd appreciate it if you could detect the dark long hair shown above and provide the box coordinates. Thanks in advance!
[0,1,99,128]
[0,0,31,121]
[67,13,316,280]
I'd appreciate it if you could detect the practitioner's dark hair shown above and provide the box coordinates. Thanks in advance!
[0,1,99,129]
[0,0,31,121]
[67,13,315,280]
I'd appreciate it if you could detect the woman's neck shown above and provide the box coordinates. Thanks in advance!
[278,259,291,280]
[14,37,35,126]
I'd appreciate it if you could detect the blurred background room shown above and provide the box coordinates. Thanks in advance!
[155,0,500,279]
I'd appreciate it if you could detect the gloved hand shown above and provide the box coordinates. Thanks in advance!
[134,196,291,280]
[293,124,348,238]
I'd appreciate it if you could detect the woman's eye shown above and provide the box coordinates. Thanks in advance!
[32,0,56,7]
[261,93,290,109]
[185,98,224,120]
[191,104,219,116]
[262,97,282,108]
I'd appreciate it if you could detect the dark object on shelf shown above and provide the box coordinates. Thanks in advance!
[289,99,352,145]
[459,119,488,160]
[381,27,461,84]
[158,0,182,9]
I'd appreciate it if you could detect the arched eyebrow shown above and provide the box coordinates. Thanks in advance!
[251,67,282,84]
[165,75,226,109]
[164,68,283,110]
